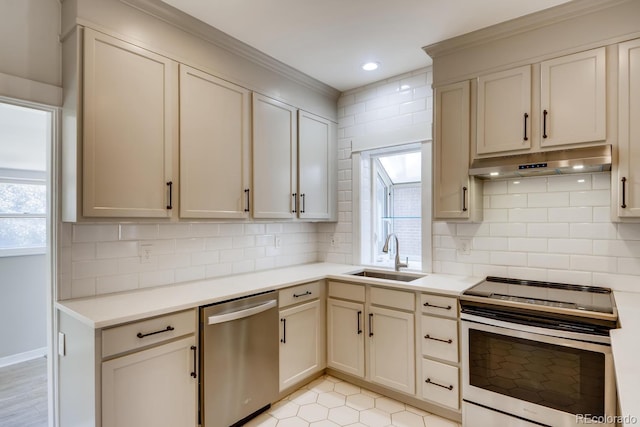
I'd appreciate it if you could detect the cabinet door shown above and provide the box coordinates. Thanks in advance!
[252,93,297,219]
[327,299,365,378]
[279,300,322,391]
[434,81,473,219]
[368,306,415,394]
[102,336,197,427]
[298,110,335,220]
[83,28,177,217]
[179,65,250,218]
[477,66,532,155]
[540,47,606,147]
[618,38,640,218]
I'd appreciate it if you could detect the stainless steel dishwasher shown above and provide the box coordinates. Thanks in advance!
[199,291,279,427]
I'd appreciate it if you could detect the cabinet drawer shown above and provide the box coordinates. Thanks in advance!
[102,309,196,358]
[370,287,414,311]
[420,294,457,318]
[421,316,459,363]
[328,281,365,302]
[421,358,459,410]
[280,281,320,308]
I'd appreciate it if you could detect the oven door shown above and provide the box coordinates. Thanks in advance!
[461,313,616,427]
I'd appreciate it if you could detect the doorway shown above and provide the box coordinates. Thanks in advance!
[0,98,56,426]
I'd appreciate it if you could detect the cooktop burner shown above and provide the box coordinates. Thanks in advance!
[462,276,616,316]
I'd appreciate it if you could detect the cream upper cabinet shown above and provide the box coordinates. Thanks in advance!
[540,47,606,147]
[252,93,298,219]
[179,65,251,218]
[434,81,482,221]
[298,110,336,220]
[617,38,640,218]
[476,65,532,155]
[82,28,177,218]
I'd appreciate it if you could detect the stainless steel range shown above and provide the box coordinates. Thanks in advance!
[460,277,618,427]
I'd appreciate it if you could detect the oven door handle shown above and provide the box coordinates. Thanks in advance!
[461,312,612,350]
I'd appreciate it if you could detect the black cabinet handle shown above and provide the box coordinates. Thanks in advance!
[523,113,529,141]
[357,310,362,335]
[244,188,250,212]
[292,193,297,213]
[423,301,452,311]
[137,325,174,339]
[293,291,312,298]
[424,334,453,344]
[425,378,454,391]
[368,313,374,337]
[166,181,173,210]
[280,318,286,343]
[190,345,197,378]
[462,186,468,212]
[543,109,548,139]
[621,177,627,209]
[300,193,306,213]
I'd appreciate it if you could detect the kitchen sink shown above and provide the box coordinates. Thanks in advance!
[347,269,426,282]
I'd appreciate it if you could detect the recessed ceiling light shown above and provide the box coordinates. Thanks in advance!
[513,181,520,185]
[362,62,380,71]
[490,172,499,176]
[578,179,586,183]
[573,165,584,170]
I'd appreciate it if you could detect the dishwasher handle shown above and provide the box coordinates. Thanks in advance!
[207,299,277,325]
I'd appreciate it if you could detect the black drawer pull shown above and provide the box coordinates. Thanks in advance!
[462,186,468,212]
[357,311,362,335]
[244,188,250,212]
[424,334,453,344]
[368,313,374,337]
[280,318,286,343]
[137,325,174,339]
[293,291,312,298]
[523,112,529,141]
[166,181,173,210]
[292,193,297,213]
[425,378,453,391]
[543,109,548,139]
[190,345,197,378]
[621,177,627,209]
[423,301,452,311]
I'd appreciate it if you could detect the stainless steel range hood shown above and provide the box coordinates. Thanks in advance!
[469,145,611,179]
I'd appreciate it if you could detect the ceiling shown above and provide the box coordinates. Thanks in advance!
[160,0,571,92]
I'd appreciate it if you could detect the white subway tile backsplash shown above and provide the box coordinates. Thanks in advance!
[507,178,547,193]
[205,263,233,278]
[232,235,256,249]
[547,174,592,192]
[483,180,507,195]
[140,270,175,288]
[528,253,570,270]
[490,223,527,237]
[492,194,527,209]
[548,239,593,255]
[72,259,118,279]
[490,251,527,267]
[96,274,138,294]
[175,238,206,253]
[190,223,220,237]
[158,224,191,239]
[548,207,592,222]
[473,237,509,251]
[570,190,610,207]
[509,238,547,253]
[547,269,593,285]
[570,223,618,239]
[570,255,617,273]
[205,237,233,251]
[508,208,547,223]
[71,278,96,299]
[592,173,611,190]
[506,267,548,281]
[527,223,569,238]
[473,264,508,278]
[96,241,138,259]
[175,266,205,283]
[618,258,640,275]
[618,224,640,240]
[73,224,119,243]
[527,192,569,208]
[457,223,490,237]
[483,209,509,223]
[593,239,640,258]
[71,243,96,261]
[191,251,220,266]
[119,224,159,241]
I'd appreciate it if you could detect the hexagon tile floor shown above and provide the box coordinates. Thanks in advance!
[245,375,461,427]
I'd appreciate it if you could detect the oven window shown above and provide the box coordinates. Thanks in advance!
[469,329,605,416]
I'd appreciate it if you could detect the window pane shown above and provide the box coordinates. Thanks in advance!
[0,182,46,214]
[0,217,46,249]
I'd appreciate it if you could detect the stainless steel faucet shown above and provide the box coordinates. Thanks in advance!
[382,233,408,271]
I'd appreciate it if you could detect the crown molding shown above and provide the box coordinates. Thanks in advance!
[121,0,341,99]
[423,0,629,59]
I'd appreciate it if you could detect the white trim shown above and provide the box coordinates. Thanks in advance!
[0,72,62,107]
[0,346,47,368]
[0,248,47,257]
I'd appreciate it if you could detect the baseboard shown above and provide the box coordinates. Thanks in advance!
[0,347,47,368]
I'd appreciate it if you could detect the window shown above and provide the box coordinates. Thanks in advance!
[360,146,422,270]
[0,102,49,256]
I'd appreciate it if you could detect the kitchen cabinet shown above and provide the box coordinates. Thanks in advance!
[476,65,532,155]
[298,110,337,220]
[179,65,251,218]
[433,81,482,221]
[327,282,415,395]
[617,38,640,219]
[252,93,298,219]
[419,293,460,411]
[540,47,606,148]
[82,28,178,218]
[278,281,325,392]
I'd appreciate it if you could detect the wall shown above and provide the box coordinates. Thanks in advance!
[318,68,433,265]
[0,254,47,362]
[58,222,319,299]
[432,173,640,292]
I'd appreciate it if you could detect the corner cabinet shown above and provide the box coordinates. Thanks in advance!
[179,65,251,218]
[433,81,482,221]
[617,38,640,218]
[82,28,178,218]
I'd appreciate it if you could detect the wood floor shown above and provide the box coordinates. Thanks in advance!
[0,357,48,426]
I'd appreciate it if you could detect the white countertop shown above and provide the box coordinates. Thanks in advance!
[55,263,481,329]
[610,291,640,426]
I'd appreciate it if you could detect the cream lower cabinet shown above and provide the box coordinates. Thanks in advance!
[179,65,251,218]
[102,336,197,427]
[327,298,365,377]
[617,38,640,219]
[279,282,325,392]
